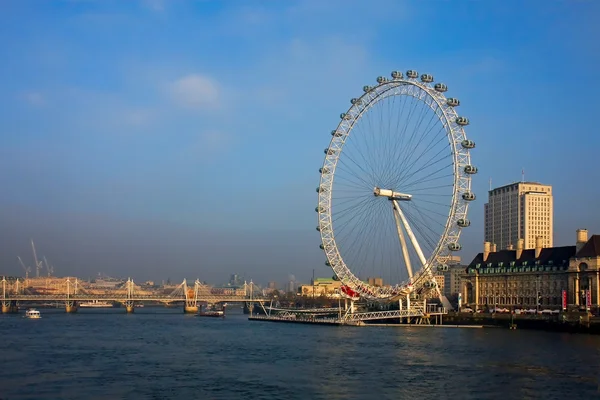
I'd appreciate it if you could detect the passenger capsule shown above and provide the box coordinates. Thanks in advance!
[319,244,324,250]
[316,186,328,193]
[363,85,372,93]
[437,264,449,272]
[391,71,403,79]
[420,74,434,83]
[434,83,448,92]
[464,165,478,174]
[351,98,358,104]
[447,98,460,107]
[316,226,321,232]
[315,206,326,213]
[325,260,331,267]
[406,70,418,78]
[319,167,330,174]
[324,148,336,155]
[461,139,475,149]
[448,243,462,251]
[462,192,476,201]
[424,281,431,288]
[457,218,471,227]
[456,116,469,126]
[331,130,343,137]
[376,76,388,84]
[429,281,437,288]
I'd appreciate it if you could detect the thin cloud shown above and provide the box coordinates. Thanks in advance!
[168,74,221,110]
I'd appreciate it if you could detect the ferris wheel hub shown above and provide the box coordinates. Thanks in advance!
[373,187,412,201]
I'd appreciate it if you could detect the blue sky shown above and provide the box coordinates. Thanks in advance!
[1,0,599,286]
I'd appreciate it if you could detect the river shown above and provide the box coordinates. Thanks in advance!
[1,307,598,399]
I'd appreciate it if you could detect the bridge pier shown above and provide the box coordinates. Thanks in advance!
[125,301,135,313]
[1,300,18,314]
[184,305,198,314]
[65,301,78,313]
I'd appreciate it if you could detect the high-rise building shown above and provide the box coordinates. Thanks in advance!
[484,181,553,250]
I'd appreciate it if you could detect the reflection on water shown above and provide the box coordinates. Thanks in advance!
[1,308,599,399]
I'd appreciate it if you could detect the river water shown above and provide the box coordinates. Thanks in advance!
[1,307,599,399]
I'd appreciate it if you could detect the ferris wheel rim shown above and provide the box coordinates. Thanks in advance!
[316,72,475,301]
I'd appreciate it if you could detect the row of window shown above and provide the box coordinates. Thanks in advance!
[469,265,567,274]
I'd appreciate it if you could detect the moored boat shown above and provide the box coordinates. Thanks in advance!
[79,300,113,308]
[197,310,225,318]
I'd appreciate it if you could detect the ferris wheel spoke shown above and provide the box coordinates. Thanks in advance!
[406,202,449,219]
[396,149,452,188]
[332,197,375,227]
[393,95,432,171]
[337,202,384,278]
[332,199,379,241]
[408,183,454,192]
[405,203,446,241]
[332,196,375,225]
[400,162,453,190]
[395,128,448,185]
[336,151,378,186]
[417,198,453,208]
[402,173,455,192]
[334,179,371,192]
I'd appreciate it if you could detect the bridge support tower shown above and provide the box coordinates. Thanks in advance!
[183,279,199,313]
[2,277,19,313]
[125,278,135,313]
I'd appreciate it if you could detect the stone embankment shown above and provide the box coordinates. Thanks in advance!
[444,311,600,334]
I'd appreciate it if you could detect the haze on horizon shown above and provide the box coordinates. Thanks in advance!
[1,0,599,286]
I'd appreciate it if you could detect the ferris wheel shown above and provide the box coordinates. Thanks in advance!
[316,70,476,301]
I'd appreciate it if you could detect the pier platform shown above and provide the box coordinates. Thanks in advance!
[248,315,344,325]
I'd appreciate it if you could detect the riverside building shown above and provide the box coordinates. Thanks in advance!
[484,181,553,251]
[462,229,600,312]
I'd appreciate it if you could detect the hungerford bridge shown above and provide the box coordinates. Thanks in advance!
[1,276,447,324]
[1,277,267,314]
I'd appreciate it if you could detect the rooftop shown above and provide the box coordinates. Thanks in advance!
[469,246,575,269]
[489,181,548,193]
[576,235,600,258]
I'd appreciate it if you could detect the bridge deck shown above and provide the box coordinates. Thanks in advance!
[3,295,267,303]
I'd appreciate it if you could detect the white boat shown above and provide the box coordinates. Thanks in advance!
[79,300,113,308]
[25,309,41,319]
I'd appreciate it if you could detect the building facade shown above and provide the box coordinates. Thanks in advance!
[443,264,465,299]
[484,181,553,250]
[298,278,342,298]
[462,229,599,312]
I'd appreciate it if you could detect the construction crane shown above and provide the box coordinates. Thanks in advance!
[31,240,42,278]
[17,256,31,280]
[43,256,54,277]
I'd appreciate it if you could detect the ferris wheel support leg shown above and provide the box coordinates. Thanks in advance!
[391,201,413,281]
[393,201,427,266]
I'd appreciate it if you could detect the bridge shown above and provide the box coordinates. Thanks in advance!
[1,276,267,314]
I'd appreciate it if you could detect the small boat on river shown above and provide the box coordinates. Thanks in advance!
[25,309,41,319]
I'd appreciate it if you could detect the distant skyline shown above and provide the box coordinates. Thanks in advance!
[1,0,599,284]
